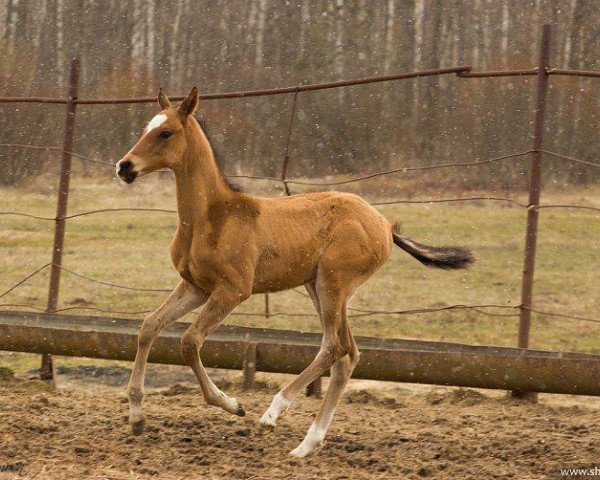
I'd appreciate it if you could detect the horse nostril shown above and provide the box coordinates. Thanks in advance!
[119,160,133,172]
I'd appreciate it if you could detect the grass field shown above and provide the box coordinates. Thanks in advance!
[1,175,599,361]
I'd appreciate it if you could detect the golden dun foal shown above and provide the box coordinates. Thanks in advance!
[116,87,473,457]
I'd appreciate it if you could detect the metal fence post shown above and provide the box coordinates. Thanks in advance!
[40,58,81,382]
[280,90,299,196]
[264,93,299,323]
[513,25,551,401]
[274,90,322,397]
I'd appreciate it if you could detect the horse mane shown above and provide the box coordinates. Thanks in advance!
[193,112,242,192]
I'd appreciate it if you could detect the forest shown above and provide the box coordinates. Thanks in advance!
[1,0,599,188]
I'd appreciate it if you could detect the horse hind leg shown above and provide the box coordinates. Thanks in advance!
[258,282,322,430]
[259,280,349,432]
[289,304,359,457]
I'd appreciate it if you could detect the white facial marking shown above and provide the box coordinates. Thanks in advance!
[145,113,167,134]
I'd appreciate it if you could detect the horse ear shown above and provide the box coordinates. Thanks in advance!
[178,86,199,117]
[158,87,172,110]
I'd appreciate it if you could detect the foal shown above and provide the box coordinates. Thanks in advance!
[116,87,473,457]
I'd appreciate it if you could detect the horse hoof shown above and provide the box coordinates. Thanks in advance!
[236,403,246,417]
[130,418,145,436]
[289,441,323,458]
[258,421,275,435]
[288,447,308,458]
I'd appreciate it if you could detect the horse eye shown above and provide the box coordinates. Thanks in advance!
[159,130,173,139]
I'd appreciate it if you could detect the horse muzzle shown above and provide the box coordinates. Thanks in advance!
[116,158,138,184]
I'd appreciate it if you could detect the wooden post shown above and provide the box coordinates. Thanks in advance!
[264,292,270,318]
[306,377,322,398]
[242,342,257,391]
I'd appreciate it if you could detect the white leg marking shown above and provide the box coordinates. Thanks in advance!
[259,392,291,428]
[289,423,326,458]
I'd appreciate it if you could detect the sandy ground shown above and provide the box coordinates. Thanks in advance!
[0,366,598,480]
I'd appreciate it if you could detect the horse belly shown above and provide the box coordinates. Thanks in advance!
[252,247,318,293]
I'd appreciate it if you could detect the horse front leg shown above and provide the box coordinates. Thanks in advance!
[127,280,208,435]
[180,287,248,416]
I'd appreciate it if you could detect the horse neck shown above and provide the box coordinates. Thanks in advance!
[173,121,231,226]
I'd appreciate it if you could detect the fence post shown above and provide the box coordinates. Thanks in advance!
[242,341,258,391]
[306,376,322,399]
[280,90,298,196]
[513,25,551,401]
[264,292,270,318]
[40,58,81,383]
[275,90,321,397]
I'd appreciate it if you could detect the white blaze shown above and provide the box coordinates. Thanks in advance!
[145,113,167,133]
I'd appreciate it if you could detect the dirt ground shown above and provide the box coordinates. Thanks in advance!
[0,366,598,480]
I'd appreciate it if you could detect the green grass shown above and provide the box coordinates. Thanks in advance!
[1,175,599,362]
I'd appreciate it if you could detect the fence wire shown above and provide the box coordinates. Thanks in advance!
[2,300,599,324]
[1,62,599,352]
[1,146,600,220]
[0,143,114,166]
[1,262,598,325]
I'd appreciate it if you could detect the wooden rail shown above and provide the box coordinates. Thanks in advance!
[1,311,600,396]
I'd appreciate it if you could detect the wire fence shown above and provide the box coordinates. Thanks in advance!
[2,262,598,323]
[1,25,599,369]
[0,146,599,215]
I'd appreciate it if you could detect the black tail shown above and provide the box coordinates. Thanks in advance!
[391,223,474,270]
